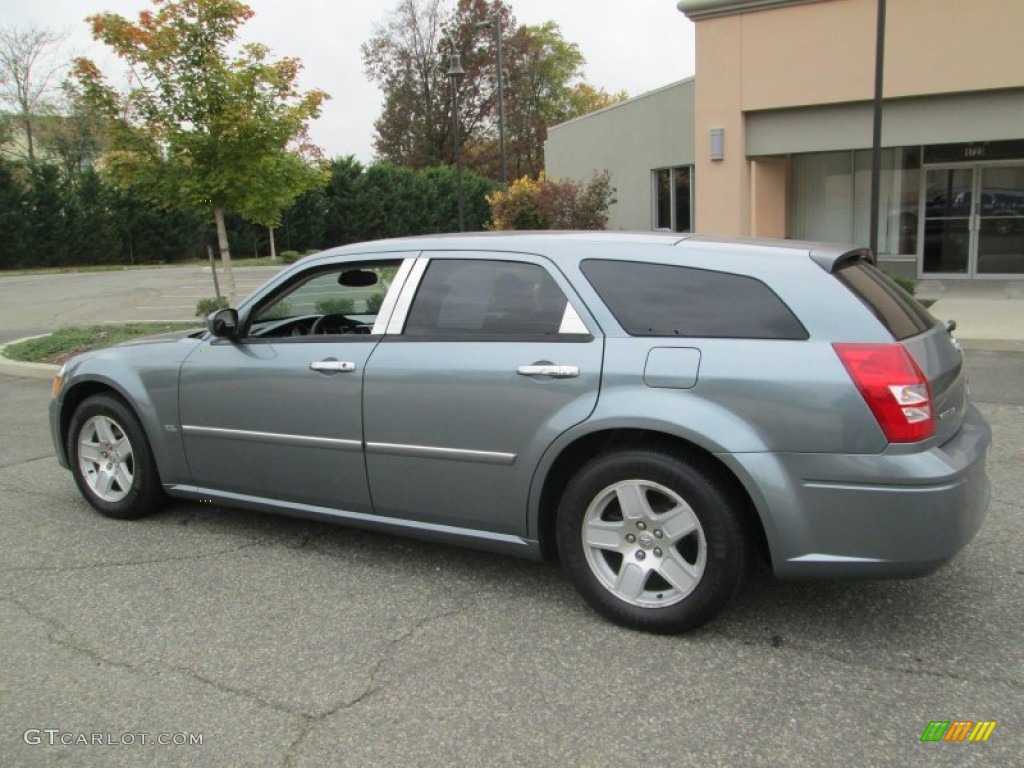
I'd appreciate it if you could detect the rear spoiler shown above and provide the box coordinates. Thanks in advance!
[810,245,875,273]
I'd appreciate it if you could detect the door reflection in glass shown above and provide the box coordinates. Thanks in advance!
[978,165,1024,275]
[923,168,972,274]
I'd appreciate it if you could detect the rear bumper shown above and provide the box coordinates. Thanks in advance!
[721,404,991,579]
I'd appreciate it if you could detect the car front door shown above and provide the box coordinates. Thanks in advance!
[362,253,603,539]
[178,258,410,514]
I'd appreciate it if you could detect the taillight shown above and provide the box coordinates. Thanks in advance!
[833,343,935,443]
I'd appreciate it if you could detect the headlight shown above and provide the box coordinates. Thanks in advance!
[51,364,66,399]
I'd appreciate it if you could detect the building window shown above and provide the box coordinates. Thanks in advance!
[653,166,693,232]
[789,148,920,256]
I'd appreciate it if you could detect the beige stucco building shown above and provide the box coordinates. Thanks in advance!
[545,0,1024,278]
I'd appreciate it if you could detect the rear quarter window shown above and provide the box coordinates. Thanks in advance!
[580,259,808,339]
[834,261,934,340]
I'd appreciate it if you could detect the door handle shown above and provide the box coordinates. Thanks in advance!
[517,364,579,378]
[310,360,356,373]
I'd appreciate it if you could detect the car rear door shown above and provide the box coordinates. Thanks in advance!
[361,253,603,538]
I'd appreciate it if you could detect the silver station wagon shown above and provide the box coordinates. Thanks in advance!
[49,232,991,633]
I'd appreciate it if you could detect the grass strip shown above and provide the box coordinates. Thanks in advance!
[3,323,200,365]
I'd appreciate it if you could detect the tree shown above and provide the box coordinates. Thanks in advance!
[24,163,67,265]
[501,21,583,179]
[363,0,448,168]
[73,0,328,300]
[236,152,329,259]
[568,82,628,116]
[502,25,627,177]
[0,25,68,165]
[364,0,623,181]
[46,83,107,176]
[0,159,31,268]
[321,155,366,247]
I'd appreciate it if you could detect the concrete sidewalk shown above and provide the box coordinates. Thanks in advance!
[918,279,1024,350]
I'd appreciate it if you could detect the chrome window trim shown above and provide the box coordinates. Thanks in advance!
[371,256,418,335]
[559,303,589,334]
[366,441,516,465]
[385,258,430,335]
[182,425,362,451]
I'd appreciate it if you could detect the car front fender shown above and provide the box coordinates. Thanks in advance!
[54,341,199,487]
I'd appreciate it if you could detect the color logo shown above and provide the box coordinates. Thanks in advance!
[920,721,997,742]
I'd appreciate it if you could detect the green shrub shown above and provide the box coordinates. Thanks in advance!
[366,293,386,313]
[195,296,230,317]
[279,250,301,264]
[487,171,616,231]
[315,297,355,314]
[887,274,916,295]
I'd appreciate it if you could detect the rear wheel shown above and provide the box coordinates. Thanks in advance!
[557,449,746,633]
[67,394,163,520]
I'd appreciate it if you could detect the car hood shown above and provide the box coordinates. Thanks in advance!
[117,328,206,347]
[61,328,205,374]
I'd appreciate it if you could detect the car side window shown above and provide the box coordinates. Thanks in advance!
[403,259,584,337]
[581,259,808,340]
[248,262,400,338]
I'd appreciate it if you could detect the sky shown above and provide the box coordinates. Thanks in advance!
[1,0,696,162]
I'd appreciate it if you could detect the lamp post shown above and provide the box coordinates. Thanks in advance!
[447,52,466,232]
[475,16,507,187]
[868,0,887,264]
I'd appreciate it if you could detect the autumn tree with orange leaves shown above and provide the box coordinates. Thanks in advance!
[74,0,327,299]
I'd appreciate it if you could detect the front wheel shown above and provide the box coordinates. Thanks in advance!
[67,394,163,519]
[557,449,746,634]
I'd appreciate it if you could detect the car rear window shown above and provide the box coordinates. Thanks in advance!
[580,259,808,339]
[834,261,934,340]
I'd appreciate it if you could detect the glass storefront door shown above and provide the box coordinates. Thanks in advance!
[977,165,1024,274]
[922,163,1024,276]
[922,167,973,274]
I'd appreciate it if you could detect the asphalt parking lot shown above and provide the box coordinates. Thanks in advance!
[1,270,1021,766]
[0,265,281,344]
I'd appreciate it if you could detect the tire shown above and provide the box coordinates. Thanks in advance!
[67,394,164,520]
[557,449,746,634]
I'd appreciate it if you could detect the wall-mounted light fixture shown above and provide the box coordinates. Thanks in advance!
[710,128,725,161]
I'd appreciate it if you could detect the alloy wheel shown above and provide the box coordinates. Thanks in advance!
[581,479,707,608]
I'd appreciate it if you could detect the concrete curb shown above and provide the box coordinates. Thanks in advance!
[0,336,60,380]
[960,339,1024,354]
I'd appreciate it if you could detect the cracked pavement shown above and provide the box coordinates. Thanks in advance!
[1,349,1022,766]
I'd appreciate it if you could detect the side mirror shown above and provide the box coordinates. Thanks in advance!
[207,307,239,339]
